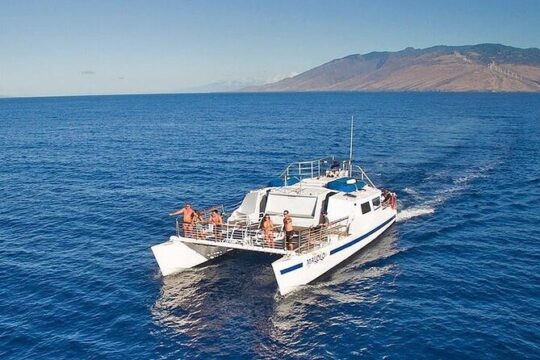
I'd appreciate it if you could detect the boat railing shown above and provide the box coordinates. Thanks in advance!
[279,157,336,184]
[175,210,350,254]
[175,208,289,253]
[225,211,259,227]
[350,165,376,187]
[278,157,376,187]
[294,216,350,254]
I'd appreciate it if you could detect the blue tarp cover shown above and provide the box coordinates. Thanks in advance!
[325,177,366,192]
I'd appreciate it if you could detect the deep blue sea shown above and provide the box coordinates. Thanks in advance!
[1,93,539,359]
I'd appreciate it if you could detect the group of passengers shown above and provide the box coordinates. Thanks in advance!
[170,203,331,251]
[261,210,329,250]
[169,203,223,240]
[326,160,342,178]
[260,210,295,250]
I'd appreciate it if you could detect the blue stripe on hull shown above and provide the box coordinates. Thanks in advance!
[278,215,396,275]
[280,262,303,275]
[330,215,396,255]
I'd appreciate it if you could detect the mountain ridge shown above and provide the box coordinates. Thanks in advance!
[246,44,540,92]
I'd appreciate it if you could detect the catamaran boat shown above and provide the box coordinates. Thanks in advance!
[152,157,398,295]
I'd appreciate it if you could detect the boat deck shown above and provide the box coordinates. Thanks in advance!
[173,214,349,255]
[170,158,383,256]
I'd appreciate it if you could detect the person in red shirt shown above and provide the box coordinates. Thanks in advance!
[169,203,195,237]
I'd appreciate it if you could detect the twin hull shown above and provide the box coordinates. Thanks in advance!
[152,211,396,295]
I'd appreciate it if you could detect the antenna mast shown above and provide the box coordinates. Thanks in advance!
[349,115,354,170]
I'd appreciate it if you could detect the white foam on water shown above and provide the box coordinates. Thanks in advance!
[397,160,501,223]
[403,187,419,195]
[453,171,487,185]
[396,206,435,222]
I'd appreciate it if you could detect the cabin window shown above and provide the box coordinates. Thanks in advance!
[361,202,371,214]
[372,197,381,209]
[265,194,318,218]
[259,191,269,213]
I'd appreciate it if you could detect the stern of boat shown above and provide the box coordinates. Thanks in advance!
[151,236,230,276]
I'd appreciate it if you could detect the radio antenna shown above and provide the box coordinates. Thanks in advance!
[348,115,354,169]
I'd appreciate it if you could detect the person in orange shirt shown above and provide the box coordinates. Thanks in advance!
[283,210,294,250]
[169,203,194,238]
[261,214,275,248]
[209,209,223,240]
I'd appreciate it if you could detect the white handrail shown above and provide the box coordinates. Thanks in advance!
[276,156,377,188]
[279,157,335,184]
[176,210,288,252]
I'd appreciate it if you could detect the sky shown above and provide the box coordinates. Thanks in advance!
[1,0,539,97]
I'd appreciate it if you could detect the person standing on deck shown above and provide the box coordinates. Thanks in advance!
[169,203,194,237]
[283,210,294,250]
[209,209,223,240]
[261,214,275,248]
[192,210,205,239]
[319,211,330,227]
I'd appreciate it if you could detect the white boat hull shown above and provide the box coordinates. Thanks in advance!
[272,213,396,295]
[154,157,399,294]
[151,237,230,276]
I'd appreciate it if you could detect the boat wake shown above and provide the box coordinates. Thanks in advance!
[396,160,501,223]
[396,206,434,222]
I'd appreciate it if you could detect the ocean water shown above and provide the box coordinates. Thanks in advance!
[0,92,539,359]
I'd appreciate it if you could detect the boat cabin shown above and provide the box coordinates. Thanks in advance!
[228,174,382,232]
